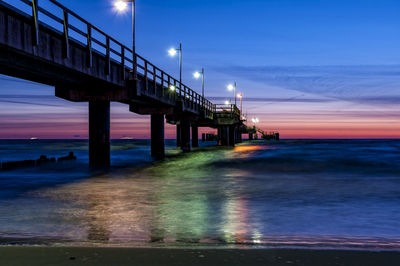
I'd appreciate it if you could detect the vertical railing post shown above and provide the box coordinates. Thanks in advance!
[144,61,148,91]
[173,80,177,100]
[32,0,39,47]
[86,25,92,68]
[167,75,171,99]
[161,72,164,97]
[105,37,110,75]
[62,9,69,59]
[133,54,137,81]
[121,47,125,80]
[153,67,157,94]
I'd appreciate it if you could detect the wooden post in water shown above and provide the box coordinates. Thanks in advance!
[89,101,110,169]
[151,114,165,159]
[180,120,191,152]
[192,125,199,148]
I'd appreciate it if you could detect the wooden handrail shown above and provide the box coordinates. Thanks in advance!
[6,0,217,114]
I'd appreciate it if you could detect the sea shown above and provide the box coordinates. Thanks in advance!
[0,139,399,250]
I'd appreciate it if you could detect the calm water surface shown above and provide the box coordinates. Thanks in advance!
[0,139,399,250]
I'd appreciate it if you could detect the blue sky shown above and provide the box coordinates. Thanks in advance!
[0,0,399,138]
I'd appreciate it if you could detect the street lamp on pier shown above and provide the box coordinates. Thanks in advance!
[237,93,243,115]
[114,0,136,78]
[193,68,205,105]
[227,82,237,106]
[168,43,183,86]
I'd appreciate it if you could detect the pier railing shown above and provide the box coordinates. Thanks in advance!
[3,0,216,114]
[215,104,241,116]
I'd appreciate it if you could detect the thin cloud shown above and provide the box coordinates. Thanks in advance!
[208,96,335,103]
[215,64,400,105]
[0,99,64,108]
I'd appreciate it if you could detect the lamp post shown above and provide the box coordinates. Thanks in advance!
[251,117,259,140]
[168,43,183,86]
[114,0,136,78]
[193,68,205,105]
[227,82,237,106]
[237,93,243,115]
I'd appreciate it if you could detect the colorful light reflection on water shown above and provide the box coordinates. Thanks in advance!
[0,139,400,250]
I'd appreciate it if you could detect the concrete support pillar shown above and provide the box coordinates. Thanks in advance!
[180,120,191,152]
[218,126,230,146]
[238,128,243,143]
[192,125,199,148]
[217,127,222,145]
[89,100,110,169]
[176,124,181,147]
[151,114,165,159]
[229,125,235,146]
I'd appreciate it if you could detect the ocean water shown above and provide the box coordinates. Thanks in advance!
[0,139,399,250]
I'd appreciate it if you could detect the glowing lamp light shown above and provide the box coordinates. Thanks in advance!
[252,117,259,124]
[168,48,177,57]
[114,1,128,12]
[227,84,234,91]
[237,93,242,98]
[224,100,230,105]
[193,71,201,79]
[169,85,176,91]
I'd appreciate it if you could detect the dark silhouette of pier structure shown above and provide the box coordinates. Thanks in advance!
[0,0,245,168]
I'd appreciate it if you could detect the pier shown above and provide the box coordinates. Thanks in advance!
[0,0,246,168]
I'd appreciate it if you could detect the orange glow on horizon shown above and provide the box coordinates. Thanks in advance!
[234,146,264,152]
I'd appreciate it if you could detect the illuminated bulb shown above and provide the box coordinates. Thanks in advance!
[227,84,234,91]
[169,85,176,91]
[193,72,201,79]
[237,93,242,98]
[224,100,230,105]
[114,1,128,12]
[168,48,177,57]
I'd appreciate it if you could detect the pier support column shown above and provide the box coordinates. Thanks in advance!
[180,120,191,152]
[229,125,235,146]
[89,100,110,169]
[237,129,242,143]
[192,125,199,148]
[176,124,181,147]
[218,126,230,146]
[151,114,165,159]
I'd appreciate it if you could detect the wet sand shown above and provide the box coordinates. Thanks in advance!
[0,247,399,266]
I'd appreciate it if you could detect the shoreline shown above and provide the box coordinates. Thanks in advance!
[2,235,400,252]
[0,246,399,265]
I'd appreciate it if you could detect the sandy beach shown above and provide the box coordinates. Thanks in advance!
[0,247,399,266]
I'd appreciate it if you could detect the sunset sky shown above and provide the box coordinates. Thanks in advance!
[1,0,400,139]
